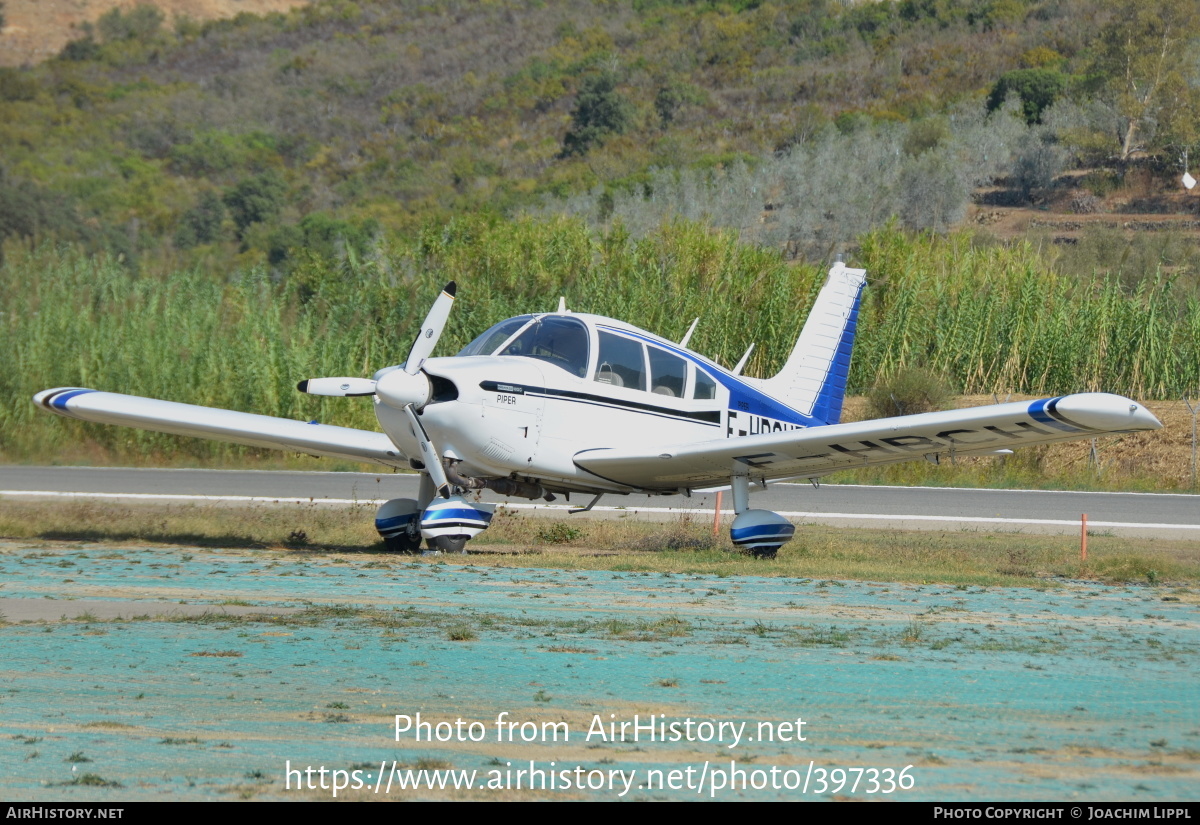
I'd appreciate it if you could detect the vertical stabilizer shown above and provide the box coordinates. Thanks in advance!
[760,262,866,425]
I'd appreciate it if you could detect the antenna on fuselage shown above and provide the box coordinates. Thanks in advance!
[556,296,568,313]
[679,317,699,348]
[732,343,756,375]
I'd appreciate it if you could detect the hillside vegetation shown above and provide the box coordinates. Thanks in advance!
[1,0,1199,478]
[0,0,1197,270]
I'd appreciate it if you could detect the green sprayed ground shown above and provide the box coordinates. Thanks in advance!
[0,539,1196,801]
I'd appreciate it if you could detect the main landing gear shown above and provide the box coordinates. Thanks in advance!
[726,473,795,559]
[374,475,494,555]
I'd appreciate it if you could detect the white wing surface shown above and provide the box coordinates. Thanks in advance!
[573,393,1161,490]
[34,388,407,468]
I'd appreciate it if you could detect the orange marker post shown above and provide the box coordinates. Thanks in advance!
[713,491,723,537]
[1081,513,1088,562]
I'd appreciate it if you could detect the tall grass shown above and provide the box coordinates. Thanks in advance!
[2,219,1197,462]
[854,230,1200,398]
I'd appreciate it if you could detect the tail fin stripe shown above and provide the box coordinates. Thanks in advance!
[758,263,866,425]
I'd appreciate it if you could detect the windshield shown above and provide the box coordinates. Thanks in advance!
[456,316,534,357]
[497,316,590,377]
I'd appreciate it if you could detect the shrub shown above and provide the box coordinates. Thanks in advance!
[536,522,583,544]
[59,37,100,62]
[1009,131,1067,203]
[903,118,950,156]
[867,366,954,418]
[97,4,164,43]
[0,68,37,102]
[1069,192,1102,214]
[174,191,226,248]
[561,71,634,157]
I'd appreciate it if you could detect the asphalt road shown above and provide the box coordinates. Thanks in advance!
[1,465,1198,539]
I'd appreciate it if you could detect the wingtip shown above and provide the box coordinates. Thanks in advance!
[297,380,309,394]
[32,387,96,412]
[444,281,457,298]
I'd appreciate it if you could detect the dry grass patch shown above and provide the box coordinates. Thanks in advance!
[2,501,1198,587]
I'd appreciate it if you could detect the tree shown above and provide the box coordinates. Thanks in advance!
[223,172,286,237]
[96,4,164,43]
[987,69,1068,125]
[1087,0,1200,160]
[59,36,100,62]
[561,71,634,157]
[174,191,226,248]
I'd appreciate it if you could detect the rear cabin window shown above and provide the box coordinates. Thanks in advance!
[648,346,687,397]
[693,368,717,400]
[594,331,646,391]
[497,316,590,377]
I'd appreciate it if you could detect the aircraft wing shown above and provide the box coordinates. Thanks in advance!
[34,388,407,468]
[572,393,1161,490]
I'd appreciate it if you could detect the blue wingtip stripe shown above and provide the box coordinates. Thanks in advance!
[49,389,96,411]
[1027,397,1078,432]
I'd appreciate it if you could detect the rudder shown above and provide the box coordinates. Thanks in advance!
[758,261,866,425]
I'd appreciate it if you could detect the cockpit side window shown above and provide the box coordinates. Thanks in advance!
[693,367,717,400]
[456,316,533,357]
[647,346,687,397]
[594,331,646,391]
[497,316,590,377]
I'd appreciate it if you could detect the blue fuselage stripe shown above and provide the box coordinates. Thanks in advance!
[597,326,817,428]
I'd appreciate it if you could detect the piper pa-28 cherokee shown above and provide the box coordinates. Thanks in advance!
[35,262,1162,557]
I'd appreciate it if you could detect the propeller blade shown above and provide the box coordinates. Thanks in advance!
[403,403,452,499]
[297,377,378,397]
[404,281,456,375]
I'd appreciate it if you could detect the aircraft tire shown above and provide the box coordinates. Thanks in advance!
[749,547,778,560]
[429,535,469,554]
[384,531,422,554]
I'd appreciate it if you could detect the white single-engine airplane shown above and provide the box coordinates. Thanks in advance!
[35,262,1162,556]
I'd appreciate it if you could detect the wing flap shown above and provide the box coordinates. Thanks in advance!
[573,393,1160,489]
[34,388,406,468]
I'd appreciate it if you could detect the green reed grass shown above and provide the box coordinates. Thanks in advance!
[2,218,1197,462]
